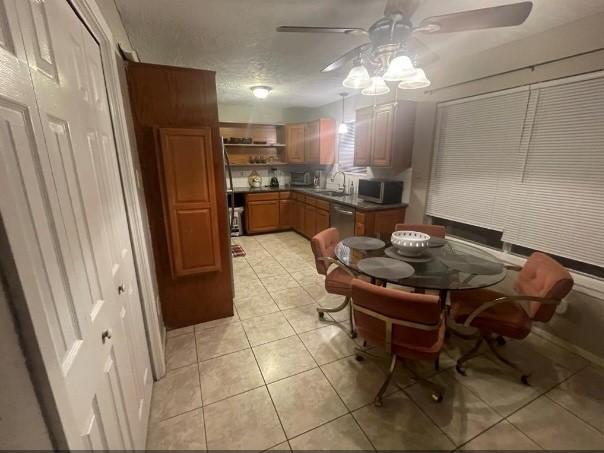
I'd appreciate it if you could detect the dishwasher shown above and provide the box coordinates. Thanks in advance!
[330,203,356,239]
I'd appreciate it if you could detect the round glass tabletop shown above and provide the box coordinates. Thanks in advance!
[335,236,507,291]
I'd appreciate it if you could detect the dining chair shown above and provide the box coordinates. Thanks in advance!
[394,223,446,238]
[310,228,357,337]
[449,252,573,384]
[351,278,445,406]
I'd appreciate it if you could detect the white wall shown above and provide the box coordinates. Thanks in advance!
[219,103,298,124]
[94,0,134,52]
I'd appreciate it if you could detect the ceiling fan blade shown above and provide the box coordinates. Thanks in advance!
[276,26,368,36]
[405,37,439,67]
[415,1,533,34]
[321,43,371,73]
[384,0,421,18]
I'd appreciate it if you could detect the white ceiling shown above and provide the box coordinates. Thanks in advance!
[115,0,604,108]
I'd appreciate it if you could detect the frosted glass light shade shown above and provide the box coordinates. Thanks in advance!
[383,55,416,81]
[361,76,390,96]
[342,65,371,89]
[338,122,349,134]
[398,69,431,89]
[251,86,271,98]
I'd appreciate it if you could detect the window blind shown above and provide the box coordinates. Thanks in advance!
[426,89,530,230]
[501,75,604,267]
[337,122,366,174]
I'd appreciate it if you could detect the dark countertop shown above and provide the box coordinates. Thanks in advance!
[229,185,408,212]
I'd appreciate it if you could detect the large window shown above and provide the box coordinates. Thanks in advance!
[337,121,366,174]
[427,72,604,274]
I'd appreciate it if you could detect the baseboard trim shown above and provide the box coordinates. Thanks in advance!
[532,326,604,369]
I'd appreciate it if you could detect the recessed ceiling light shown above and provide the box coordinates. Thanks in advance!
[251,86,271,99]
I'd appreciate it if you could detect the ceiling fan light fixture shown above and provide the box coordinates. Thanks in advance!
[398,69,431,89]
[361,76,390,96]
[251,86,272,99]
[342,65,371,89]
[383,55,416,81]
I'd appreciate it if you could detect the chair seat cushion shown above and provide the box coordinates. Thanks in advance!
[325,267,353,296]
[450,289,532,339]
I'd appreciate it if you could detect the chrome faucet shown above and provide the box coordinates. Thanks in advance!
[332,171,346,193]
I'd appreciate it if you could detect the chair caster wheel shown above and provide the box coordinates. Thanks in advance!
[455,364,467,376]
[318,311,325,319]
[521,375,530,386]
[496,336,507,346]
[432,392,443,403]
[355,355,364,362]
[374,398,383,407]
[350,331,357,339]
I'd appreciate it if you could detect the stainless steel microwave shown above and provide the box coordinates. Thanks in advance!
[290,171,312,186]
[358,179,404,204]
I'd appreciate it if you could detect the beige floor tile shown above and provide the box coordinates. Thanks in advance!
[195,322,250,361]
[253,335,317,383]
[166,325,194,339]
[547,364,604,433]
[281,303,328,333]
[204,387,286,451]
[405,369,502,446]
[299,325,358,365]
[352,391,455,451]
[508,395,604,450]
[268,368,347,438]
[199,349,264,405]
[268,441,291,451]
[166,333,197,370]
[234,292,280,320]
[280,260,316,275]
[234,279,267,300]
[150,364,202,422]
[302,283,329,301]
[290,271,325,287]
[194,313,240,332]
[261,274,300,294]
[242,311,296,346]
[321,356,399,411]
[271,286,315,310]
[146,408,206,450]
[451,352,572,417]
[289,414,373,451]
[460,420,542,451]
[524,333,589,372]
[253,261,288,279]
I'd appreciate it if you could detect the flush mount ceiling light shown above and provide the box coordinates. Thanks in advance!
[338,92,349,134]
[251,86,271,99]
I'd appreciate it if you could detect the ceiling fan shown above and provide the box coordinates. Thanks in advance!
[276,0,533,93]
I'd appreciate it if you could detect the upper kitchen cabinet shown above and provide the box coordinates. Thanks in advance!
[354,101,416,169]
[286,118,336,165]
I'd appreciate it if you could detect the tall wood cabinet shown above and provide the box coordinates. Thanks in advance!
[126,62,233,327]
[287,118,336,165]
[354,101,416,168]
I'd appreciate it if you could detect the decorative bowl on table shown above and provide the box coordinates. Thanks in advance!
[391,231,431,257]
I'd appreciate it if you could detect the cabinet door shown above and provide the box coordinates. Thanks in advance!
[315,209,330,235]
[304,120,320,164]
[304,205,316,238]
[286,124,305,163]
[371,103,395,167]
[247,200,280,233]
[354,106,373,166]
[159,128,222,276]
[355,212,367,236]
[296,200,305,234]
[279,199,293,229]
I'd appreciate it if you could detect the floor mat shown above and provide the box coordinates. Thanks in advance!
[231,244,246,257]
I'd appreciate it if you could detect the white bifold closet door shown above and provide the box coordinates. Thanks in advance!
[0,0,151,449]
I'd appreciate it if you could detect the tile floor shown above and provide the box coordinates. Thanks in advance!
[148,231,604,451]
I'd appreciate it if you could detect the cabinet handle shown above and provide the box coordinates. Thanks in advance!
[334,207,354,216]
[101,329,113,344]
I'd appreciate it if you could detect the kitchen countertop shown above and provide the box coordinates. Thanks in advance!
[229,185,408,211]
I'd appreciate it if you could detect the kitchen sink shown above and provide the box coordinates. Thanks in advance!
[317,190,347,197]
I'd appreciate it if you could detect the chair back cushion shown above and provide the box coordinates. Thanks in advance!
[514,252,573,322]
[351,279,442,360]
[394,223,446,238]
[310,228,340,275]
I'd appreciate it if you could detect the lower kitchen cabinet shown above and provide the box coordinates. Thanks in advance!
[315,208,330,233]
[355,208,406,237]
[279,198,293,229]
[304,204,316,238]
[245,192,280,233]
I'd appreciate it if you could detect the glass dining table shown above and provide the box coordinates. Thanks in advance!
[335,235,507,303]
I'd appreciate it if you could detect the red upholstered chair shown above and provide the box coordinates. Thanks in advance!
[310,228,357,337]
[395,223,446,238]
[450,252,573,384]
[351,279,445,406]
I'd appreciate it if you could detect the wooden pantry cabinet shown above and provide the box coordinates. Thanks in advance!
[354,101,416,168]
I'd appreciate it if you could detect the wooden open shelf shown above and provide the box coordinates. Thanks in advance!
[224,143,286,148]
[230,162,288,167]
[220,122,288,166]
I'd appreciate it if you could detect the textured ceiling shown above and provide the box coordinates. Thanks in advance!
[115,0,604,107]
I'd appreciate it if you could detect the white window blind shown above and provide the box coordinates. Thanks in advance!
[426,89,530,230]
[502,75,604,267]
[337,121,366,174]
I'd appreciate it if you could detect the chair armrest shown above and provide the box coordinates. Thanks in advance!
[464,295,561,328]
[318,256,356,278]
[353,303,444,332]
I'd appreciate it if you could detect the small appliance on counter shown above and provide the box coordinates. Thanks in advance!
[358,178,404,204]
[290,171,312,186]
[313,170,322,189]
[269,176,279,187]
[248,170,262,188]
